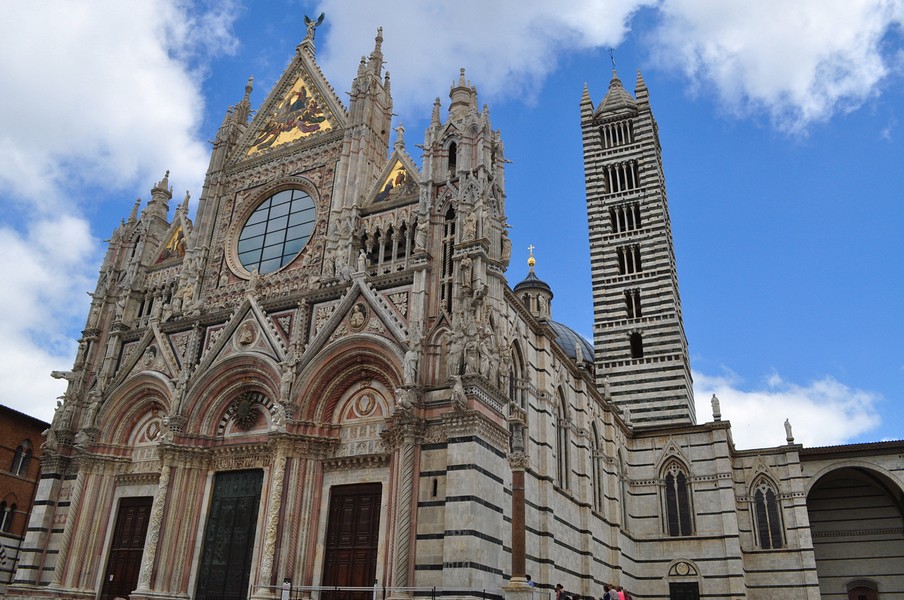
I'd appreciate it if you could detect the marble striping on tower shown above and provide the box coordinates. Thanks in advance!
[581,70,696,426]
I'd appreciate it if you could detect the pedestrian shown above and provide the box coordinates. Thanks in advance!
[526,575,535,588]
[602,584,612,600]
[555,583,566,600]
[616,585,625,600]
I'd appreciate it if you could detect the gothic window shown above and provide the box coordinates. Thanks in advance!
[237,188,316,275]
[448,142,458,176]
[599,120,634,149]
[10,441,31,476]
[510,344,526,409]
[618,450,629,528]
[0,500,16,532]
[591,423,604,513]
[629,332,644,359]
[617,245,642,275]
[753,479,784,549]
[625,289,641,318]
[663,462,693,536]
[556,390,570,489]
[440,207,456,313]
[609,202,641,233]
[604,161,640,194]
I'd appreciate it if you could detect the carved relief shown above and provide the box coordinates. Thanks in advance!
[387,292,408,317]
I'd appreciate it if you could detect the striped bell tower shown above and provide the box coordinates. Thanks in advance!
[581,68,696,427]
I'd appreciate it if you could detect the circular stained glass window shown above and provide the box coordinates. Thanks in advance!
[237,189,316,274]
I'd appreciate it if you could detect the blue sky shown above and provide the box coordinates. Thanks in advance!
[0,1,901,449]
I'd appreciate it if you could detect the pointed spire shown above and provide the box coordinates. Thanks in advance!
[367,27,384,75]
[144,170,173,221]
[635,69,649,103]
[580,83,594,120]
[594,69,637,117]
[449,68,473,119]
[128,198,141,224]
[431,97,441,127]
[235,75,253,123]
[393,122,405,151]
[384,70,391,94]
[177,191,190,215]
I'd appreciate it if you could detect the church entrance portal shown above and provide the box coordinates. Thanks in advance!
[195,470,264,600]
[669,582,700,600]
[322,483,382,600]
[99,496,152,600]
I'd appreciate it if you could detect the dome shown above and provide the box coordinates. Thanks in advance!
[548,320,594,363]
[513,269,552,295]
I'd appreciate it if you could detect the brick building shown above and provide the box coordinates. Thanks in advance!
[0,405,48,594]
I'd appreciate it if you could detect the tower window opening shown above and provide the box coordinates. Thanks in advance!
[617,245,642,275]
[604,161,640,194]
[625,289,642,319]
[599,120,634,149]
[629,332,644,358]
[432,478,438,498]
[610,202,641,233]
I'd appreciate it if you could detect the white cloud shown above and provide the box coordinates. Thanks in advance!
[314,0,654,122]
[694,370,882,449]
[0,216,96,422]
[651,0,904,132]
[0,1,240,420]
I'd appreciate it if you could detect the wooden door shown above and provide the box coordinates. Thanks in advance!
[669,582,700,600]
[195,470,264,600]
[99,496,152,600]
[322,483,382,600]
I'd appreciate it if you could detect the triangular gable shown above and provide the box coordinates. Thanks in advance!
[238,50,348,159]
[195,293,289,373]
[368,152,420,207]
[154,222,186,264]
[110,325,180,391]
[299,275,409,366]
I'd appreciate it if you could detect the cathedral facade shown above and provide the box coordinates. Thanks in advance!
[9,25,903,600]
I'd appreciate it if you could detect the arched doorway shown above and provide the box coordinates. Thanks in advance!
[807,467,904,598]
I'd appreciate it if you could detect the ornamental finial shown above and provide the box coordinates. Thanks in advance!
[527,244,536,269]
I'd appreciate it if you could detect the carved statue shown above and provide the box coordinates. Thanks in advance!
[447,334,463,378]
[460,256,473,290]
[414,218,428,251]
[271,403,287,432]
[403,347,419,385]
[279,360,295,403]
[784,418,794,443]
[450,375,467,411]
[41,428,58,451]
[711,394,721,421]
[356,249,368,273]
[463,211,477,241]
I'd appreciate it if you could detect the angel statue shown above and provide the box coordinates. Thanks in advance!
[304,13,325,41]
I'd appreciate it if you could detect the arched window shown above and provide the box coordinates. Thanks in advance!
[629,332,644,359]
[753,479,784,549]
[440,207,456,313]
[511,344,526,409]
[591,423,604,513]
[0,501,15,532]
[556,389,570,489]
[448,142,458,175]
[618,450,629,528]
[664,461,693,536]
[10,441,32,476]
